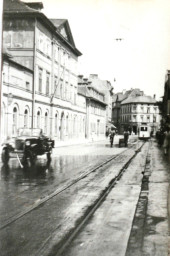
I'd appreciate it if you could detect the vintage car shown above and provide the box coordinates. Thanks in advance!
[1,128,55,166]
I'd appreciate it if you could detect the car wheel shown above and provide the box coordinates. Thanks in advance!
[1,148,10,164]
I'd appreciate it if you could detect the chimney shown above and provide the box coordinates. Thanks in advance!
[89,74,98,79]
[25,2,44,11]
[153,94,156,99]
[83,78,89,85]
[78,75,84,85]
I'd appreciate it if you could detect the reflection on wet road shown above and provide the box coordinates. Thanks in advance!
[0,141,125,225]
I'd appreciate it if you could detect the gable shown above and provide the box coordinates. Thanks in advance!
[50,19,75,47]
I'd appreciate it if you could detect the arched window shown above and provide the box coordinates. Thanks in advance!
[12,107,18,135]
[24,109,29,128]
[44,112,48,134]
[37,111,41,128]
[66,115,69,134]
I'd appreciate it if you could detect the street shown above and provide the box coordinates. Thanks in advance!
[0,136,169,256]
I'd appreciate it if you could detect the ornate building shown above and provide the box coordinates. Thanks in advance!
[2,0,86,143]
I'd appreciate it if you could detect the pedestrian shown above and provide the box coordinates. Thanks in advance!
[109,127,115,147]
[163,126,170,155]
[105,129,109,138]
[124,130,129,147]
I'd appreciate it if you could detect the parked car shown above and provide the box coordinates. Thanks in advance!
[1,128,55,166]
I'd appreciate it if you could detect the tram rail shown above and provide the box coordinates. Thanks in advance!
[36,141,146,256]
[0,142,143,231]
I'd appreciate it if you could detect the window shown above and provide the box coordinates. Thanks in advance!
[46,72,50,95]
[147,107,150,113]
[55,46,59,62]
[133,115,136,122]
[66,116,69,133]
[154,107,157,113]
[133,105,136,111]
[44,112,48,134]
[24,109,29,128]
[54,76,59,97]
[26,81,30,90]
[38,68,43,93]
[38,33,44,52]
[153,115,156,123]
[60,80,63,98]
[12,107,18,135]
[141,127,148,131]
[37,111,41,128]
[55,113,58,136]
[46,40,51,57]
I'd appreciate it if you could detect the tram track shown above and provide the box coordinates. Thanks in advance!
[36,141,146,256]
[0,143,141,231]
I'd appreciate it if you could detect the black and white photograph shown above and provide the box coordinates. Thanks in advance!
[0,0,170,255]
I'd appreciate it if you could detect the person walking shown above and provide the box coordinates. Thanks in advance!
[163,126,170,155]
[124,129,129,147]
[109,127,116,147]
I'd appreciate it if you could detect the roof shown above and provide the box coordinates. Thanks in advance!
[78,86,107,106]
[4,0,82,57]
[121,95,157,105]
[50,19,76,47]
[4,0,38,13]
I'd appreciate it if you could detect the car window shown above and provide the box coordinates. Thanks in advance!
[18,129,41,136]
[141,127,147,131]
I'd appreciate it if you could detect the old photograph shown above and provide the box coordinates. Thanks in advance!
[0,0,170,255]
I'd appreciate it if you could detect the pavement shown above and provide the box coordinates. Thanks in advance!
[52,134,137,149]
[126,138,170,256]
[52,137,170,256]
[1,136,169,256]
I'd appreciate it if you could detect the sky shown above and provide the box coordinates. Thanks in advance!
[25,0,170,100]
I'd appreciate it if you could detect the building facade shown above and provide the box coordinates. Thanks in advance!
[78,75,107,140]
[2,51,33,141]
[162,70,170,127]
[120,95,161,135]
[88,74,113,131]
[112,89,144,133]
[2,0,87,143]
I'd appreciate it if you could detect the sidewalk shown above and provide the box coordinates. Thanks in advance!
[148,139,170,256]
[53,134,138,148]
[126,138,170,256]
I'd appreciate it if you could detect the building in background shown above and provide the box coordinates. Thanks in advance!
[78,75,107,140]
[112,89,161,134]
[2,0,87,144]
[112,89,143,133]
[162,70,170,127]
[88,74,114,133]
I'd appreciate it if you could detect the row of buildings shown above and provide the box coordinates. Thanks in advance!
[1,0,113,144]
[1,0,162,144]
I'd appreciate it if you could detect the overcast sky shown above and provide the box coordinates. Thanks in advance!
[25,0,170,100]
